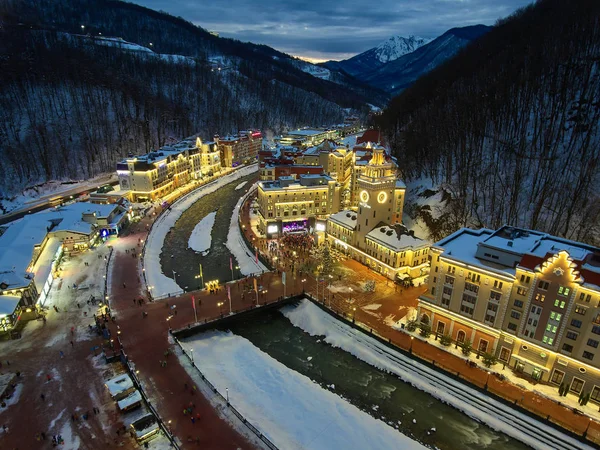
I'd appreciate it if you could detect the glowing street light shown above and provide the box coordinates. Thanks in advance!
[352,307,357,323]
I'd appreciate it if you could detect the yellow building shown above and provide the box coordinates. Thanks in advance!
[326,147,427,282]
[257,174,339,237]
[117,137,221,201]
[419,226,600,401]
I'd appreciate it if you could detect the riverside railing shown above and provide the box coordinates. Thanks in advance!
[118,345,180,449]
[172,336,279,450]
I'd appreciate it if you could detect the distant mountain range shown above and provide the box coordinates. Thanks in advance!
[323,25,491,94]
[324,35,432,77]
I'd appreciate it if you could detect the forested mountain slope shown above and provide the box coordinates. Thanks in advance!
[0,0,383,196]
[378,0,600,245]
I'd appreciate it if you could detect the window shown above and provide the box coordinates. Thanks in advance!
[562,343,573,353]
[460,304,474,316]
[510,310,521,320]
[591,386,600,403]
[554,299,566,309]
[558,286,570,296]
[579,293,592,303]
[566,331,579,340]
[508,322,518,331]
[514,299,524,308]
[538,280,549,290]
[535,293,545,302]
[448,266,456,275]
[445,276,455,285]
[582,351,595,361]
[464,282,479,294]
[587,339,599,348]
[489,291,501,301]
[493,280,503,289]
[575,305,587,315]
[593,325,600,335]
[520,274,531,284]
[571,319,582,328]
[462,293,476,305]
[550,369,565,385]
[499,347,511,362]
[431,287,436,296]
[517,287,528,296]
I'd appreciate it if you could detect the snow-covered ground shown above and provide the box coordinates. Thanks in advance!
[187,211,216,253]
[281,299,595,450]
[186,330,426,450]
[144,165,257,298]
[234,181,248,191]
[226,184,267,276]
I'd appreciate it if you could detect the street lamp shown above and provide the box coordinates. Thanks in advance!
[195,264,204,290]
[352,307,356,323]
[226,387,229,404]
[302,278,306,293]
[218,301,224,316]
[484,370,490,390]
[190,348,194,363]
[410,336,414,354]
[173,270,177,285]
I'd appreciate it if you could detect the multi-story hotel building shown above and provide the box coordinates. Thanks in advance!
[117,137,221,201]
[276,128,339,147]
[215,131,262,168]
[419,226,600,400]
[326,147,429,282]
[256,174,340,237]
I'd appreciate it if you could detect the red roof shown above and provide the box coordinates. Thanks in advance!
[357,129,382,145]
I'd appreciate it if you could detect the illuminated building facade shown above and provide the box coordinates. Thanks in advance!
[256,174,339,237]
[117,137,221,201]
[276,128,339,147]
[326,147,428,282]
[0,202,129,333]
[419,226,600,399]
[215,130,262,167]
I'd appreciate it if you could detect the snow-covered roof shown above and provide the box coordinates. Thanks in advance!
[328,210,358,230]
[434,226,600,279]
[105,373,134,397]
[32,237,62,293]
[0,202,124,289]
[287,129,326,137]
[395,180,406,189]
[0,295,21,316]
[366,224,428,252]
[117,390,142,410]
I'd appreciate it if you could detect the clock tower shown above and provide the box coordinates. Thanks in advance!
[354,147,405,248]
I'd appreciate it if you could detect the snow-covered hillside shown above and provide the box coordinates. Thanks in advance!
[373,35,432,64]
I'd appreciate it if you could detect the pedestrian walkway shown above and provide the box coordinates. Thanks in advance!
[108,209,263,449]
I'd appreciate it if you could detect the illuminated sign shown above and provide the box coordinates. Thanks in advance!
[267,225,279,233]
[315,223,326,232]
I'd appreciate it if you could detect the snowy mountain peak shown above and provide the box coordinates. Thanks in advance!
[374,35,432,63]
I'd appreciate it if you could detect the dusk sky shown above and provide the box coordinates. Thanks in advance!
[132,0,534,61]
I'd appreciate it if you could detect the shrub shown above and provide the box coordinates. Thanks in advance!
[482,352,498,368]
[440,333,452,346]
[406,320,418,332]
[461,339,472,356]
[419,323,431,338]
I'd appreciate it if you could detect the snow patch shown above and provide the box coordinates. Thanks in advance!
[235,181,248,191]
[188,211,217,253]
[185,330,425,449]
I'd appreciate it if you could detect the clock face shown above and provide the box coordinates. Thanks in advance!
[360,190,370,203]
[377,191,388,204]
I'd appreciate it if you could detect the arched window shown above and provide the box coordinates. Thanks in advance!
[456,330,466,343]
[420,314,430,325]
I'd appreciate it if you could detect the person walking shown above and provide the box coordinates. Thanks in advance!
[40,394,45,401]
[59,351,64,359]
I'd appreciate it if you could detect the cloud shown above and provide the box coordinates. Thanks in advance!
[132,0,534,60]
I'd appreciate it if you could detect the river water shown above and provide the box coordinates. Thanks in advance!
[160,173,257,291]
[163,174,528,449]
[223,308,529,450]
